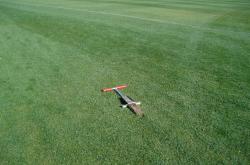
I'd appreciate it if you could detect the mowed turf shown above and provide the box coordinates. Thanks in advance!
[0,0,249,164]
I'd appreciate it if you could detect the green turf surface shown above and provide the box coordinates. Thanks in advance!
[0,0,249,164]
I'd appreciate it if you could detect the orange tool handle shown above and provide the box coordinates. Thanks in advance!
[101,85,128,92]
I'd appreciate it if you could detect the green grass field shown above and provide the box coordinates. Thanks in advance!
[0,0,249,164]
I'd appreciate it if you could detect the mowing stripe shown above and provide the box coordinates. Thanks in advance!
[0,0,249,35]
